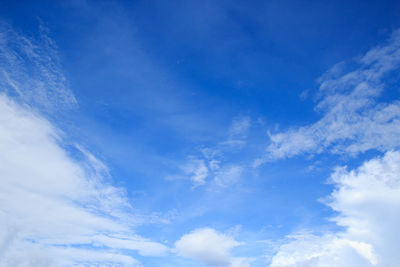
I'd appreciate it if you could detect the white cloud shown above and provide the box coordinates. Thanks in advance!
[181,158,209,186]
[178,116,251,188]
[221,117,251,150]
[270,233,376,267]
[264,30,400,160]
[265,30,400,266]
[269,151,400,267]
[0,22,77,110]
[175,228,249,267]
[0,24,168,266]
[214,165,243,187]
[229,117,251,136]
[0,94,169,266]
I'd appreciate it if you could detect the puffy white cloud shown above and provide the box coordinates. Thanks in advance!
[175,228,249,267]
[270,233,377,267]
[264,30,400,160]
[269,151,400,267]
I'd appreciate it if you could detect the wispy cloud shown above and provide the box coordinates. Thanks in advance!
[262,30,400,161]
[176,116,251,188]
[0,22,77,110]
[0,24,168,266]
[259,29,400,266]
[0,94,169,266]
[181,157,209,187]
[213,165,244,188]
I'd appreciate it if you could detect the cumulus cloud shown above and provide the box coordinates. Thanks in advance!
[175,228,249,267]
[269,151,400,267]
[264,30,400,160]
[0,24,168,266]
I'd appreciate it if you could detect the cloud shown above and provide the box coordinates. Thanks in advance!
[214,165,243,188]
[220,117,251,150]
[0,22,77,110]
[229,117,251,137]
[175,228,249,267]
[0,24,168,266]
[177,117,250,188]
[264,29,400,266]
[269,150,400,266]
[264,30,400,160]
[181,158,209,186]
[270,233,376,267]
[0,93,170,266]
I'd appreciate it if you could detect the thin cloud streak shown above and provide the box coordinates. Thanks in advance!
[176,116,251,188]
[0,22,77,110]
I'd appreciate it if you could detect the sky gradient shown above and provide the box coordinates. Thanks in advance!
[1,1,400,266]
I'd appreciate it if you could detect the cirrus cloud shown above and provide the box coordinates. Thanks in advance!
[0,24,168,266]
[263,30,400,161]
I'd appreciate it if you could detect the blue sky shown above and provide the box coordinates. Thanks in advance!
[1,0,400,266]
